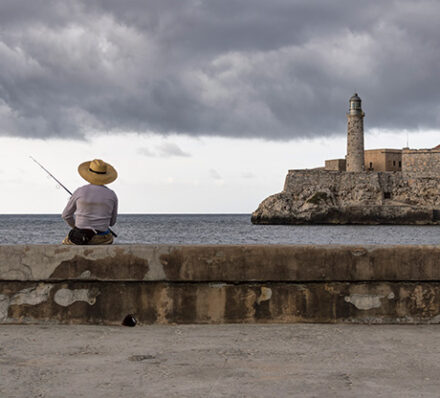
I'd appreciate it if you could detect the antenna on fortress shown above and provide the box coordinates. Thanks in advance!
[406,131,409,149]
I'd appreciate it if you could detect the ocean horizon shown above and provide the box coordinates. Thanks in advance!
[1,213,440,245]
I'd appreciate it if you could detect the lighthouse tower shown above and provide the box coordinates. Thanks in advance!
[346,93,365,172]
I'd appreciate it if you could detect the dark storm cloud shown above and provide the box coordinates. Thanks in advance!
[0,0,439,140]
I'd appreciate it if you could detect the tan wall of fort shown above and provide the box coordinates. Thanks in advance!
[364,149,402,172]
[402,149,440,177]
[282,169,440,208]
[325,159,346,171]
[324,150,401,172]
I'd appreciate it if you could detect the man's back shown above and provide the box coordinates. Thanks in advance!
[62,184,118,231]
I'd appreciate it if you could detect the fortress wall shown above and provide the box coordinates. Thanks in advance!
[283,170,373,193]
[2,244,440,324]
[324,159,346,171]
[252,170,440,225]
[283,170,395,201]
[364,149,402,172]
[282,169,440,206]
[402,149,440,177]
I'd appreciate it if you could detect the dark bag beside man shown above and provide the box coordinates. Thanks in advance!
[67,227,96,245]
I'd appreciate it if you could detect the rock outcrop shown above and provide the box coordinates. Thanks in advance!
[251,170,440,224]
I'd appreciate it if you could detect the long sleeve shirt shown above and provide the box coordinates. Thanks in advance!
[62,184,118,231]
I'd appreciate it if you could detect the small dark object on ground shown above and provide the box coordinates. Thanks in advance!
[122,314,137,327]
[129,354,156,361]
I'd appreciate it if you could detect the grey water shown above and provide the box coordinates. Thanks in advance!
[1,214,440,245]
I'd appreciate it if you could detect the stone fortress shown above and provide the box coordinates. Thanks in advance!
[252,94,440,224]
[325,93,440,176]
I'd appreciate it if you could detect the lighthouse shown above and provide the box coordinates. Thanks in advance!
[346,93,365,172]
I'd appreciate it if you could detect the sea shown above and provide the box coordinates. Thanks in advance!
[1,214,440,245]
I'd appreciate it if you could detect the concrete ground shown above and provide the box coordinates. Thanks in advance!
[0,324,439,398]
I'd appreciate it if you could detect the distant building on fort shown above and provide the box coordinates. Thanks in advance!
[325,149,403,172]
[324,93,440,176]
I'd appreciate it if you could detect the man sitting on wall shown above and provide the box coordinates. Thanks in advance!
[61,159,118,245]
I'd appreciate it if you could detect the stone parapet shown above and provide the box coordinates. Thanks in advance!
[2,245,440,324]
[4,244,440,282]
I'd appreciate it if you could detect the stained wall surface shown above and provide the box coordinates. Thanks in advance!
[2,244,440,325]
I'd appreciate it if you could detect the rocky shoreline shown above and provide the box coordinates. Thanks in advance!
[251,170,440,225]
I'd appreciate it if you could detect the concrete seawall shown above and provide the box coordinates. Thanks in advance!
[1,244,440,325]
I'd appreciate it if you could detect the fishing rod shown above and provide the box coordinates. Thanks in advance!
[30,156,117,237]
[30,156,73,195]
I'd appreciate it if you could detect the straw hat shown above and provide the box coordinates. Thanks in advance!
[78,159,117,185]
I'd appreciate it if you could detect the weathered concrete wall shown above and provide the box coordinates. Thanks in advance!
[2,245,440,325]
[5,244,440,282]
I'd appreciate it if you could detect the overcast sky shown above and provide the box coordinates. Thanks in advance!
[1,0,439,213]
